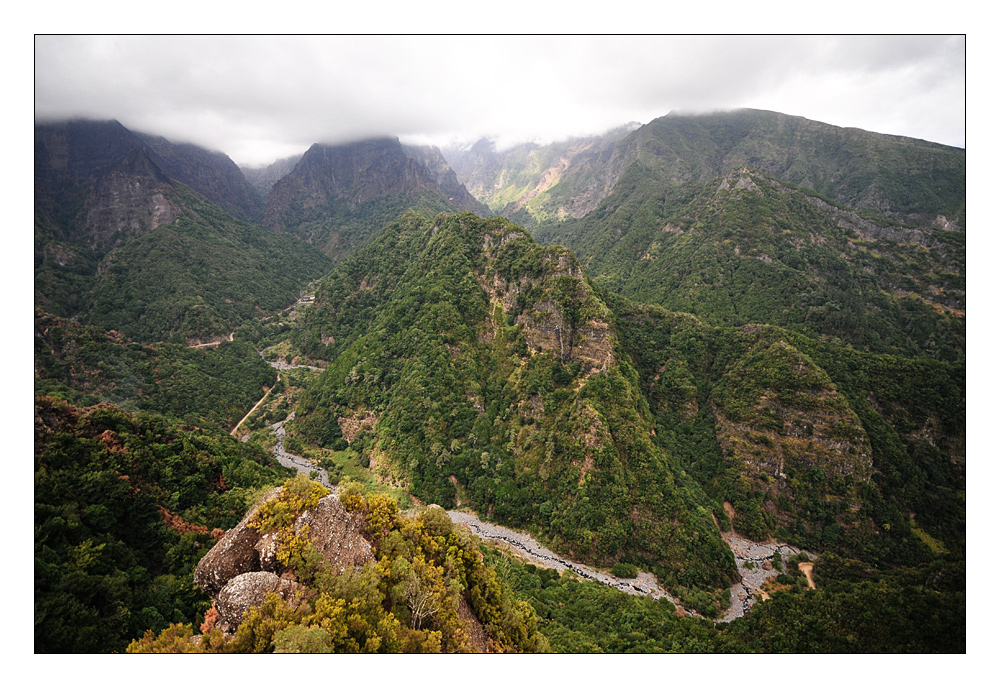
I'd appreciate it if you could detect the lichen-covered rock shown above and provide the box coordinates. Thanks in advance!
[194,484,375,633]
[214,571,306,633]
[293,495,373,574]
[194,487,280,597]
[251,494,373,574]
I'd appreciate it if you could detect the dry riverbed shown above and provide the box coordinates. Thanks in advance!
[269,413,336,490]
[447,509,812,622]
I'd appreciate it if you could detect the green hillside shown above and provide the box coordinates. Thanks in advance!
[85,184,331,343]
[287,211,739,604]
[614,298,965,563]
[539,166,964,361]
[35,309,277,429]
[34,396,291,652]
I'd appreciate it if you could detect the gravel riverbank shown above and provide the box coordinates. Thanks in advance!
[269,413,336,490]
[447,510,683,608]
[447,509,812,622]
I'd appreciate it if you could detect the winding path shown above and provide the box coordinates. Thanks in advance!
[230,378,278,436]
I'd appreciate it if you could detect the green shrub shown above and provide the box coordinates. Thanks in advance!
[611,562,639,578]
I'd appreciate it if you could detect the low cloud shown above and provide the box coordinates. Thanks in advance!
[35,35,965,166]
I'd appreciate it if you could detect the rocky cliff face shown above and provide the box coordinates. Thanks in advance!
[477,222,615,373]
[35,120,262,247]
[80,147,179,250]
[403,144,489,215]
[136,132,263,221]
[263,138,437,231]
[261,138,481,260]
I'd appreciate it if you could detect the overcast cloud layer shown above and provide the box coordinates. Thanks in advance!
[35,35,965,167]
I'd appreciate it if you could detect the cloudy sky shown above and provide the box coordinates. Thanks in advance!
[35,35,965,167]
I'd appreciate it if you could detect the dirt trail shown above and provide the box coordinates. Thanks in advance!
[230,377,277,437]
[189,333,235,348]
[798,561,816,589]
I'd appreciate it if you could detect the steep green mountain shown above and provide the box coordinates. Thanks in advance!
[262,138,488,261]
[284,211,738,602]
[614,299,964,563]
[455,110,964,233]
[623,109,965,227]
[542,166,964,360]
[282,209,962,590]
[34,120,332,338]
[34,395,291,653]
[84,183,331,343]
[35,309,277,429]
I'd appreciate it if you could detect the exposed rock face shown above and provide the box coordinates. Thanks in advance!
[477,223,615,373]
[194,487,280,597]
[262,138,441,232]
[402,144,488,215]
[290,496,374,573]
[35,120,262,249]
[253,495,374,574]
[194,486,374,632]
[81,147,178,251]
[215,571,306,633]
[445,125,638,221]
[136,132,264,221]
[261,137,478,260]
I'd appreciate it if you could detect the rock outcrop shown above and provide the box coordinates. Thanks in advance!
[215,571,307,633]
[194,485,374,632]
[194,487,280,597]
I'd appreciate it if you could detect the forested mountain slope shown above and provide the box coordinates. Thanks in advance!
[452,110,965,233]
[283,210,963,598]
[34,395,291,652]
[84,183,331,343]
[287,211,739,602]
[541,166,964,360]
[33,109,966,653]
[34,120,332,341]
[613,298,964,564]
[35,310,278,429]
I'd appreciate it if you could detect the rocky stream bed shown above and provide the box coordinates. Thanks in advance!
[269,413,336,490]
